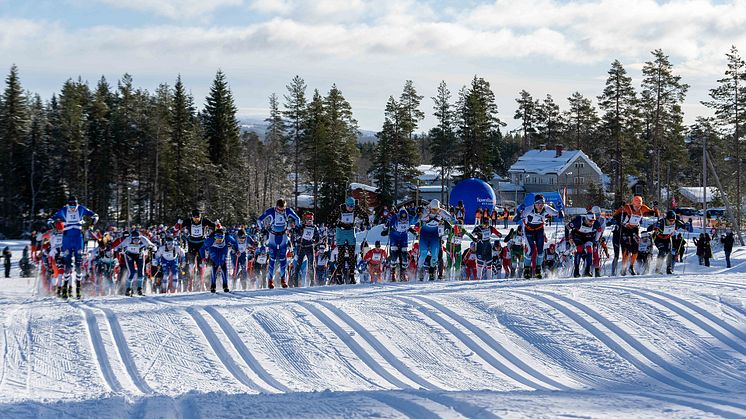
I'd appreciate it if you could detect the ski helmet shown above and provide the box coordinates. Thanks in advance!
[429,199,441,210]
[631,195,643,207]
[54,220,64,232]
[375,240,381,248]
[345,197,356,207]
[534,194,545,205]
[67,196,78,207]
[191,208,201,218]
[304,212,314,225]
[591,205,601,215]
[666,210,676,220]
[237,229,246,238]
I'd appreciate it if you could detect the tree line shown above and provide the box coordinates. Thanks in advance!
[1,47,745,236]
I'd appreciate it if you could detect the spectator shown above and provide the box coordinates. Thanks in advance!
[702,233,713,267]
[3,247,10,278]
[491,207,499,227]
[721,229,735,268]
[503,208,510,229]
[694,233,705,265]
[686,218,694,233]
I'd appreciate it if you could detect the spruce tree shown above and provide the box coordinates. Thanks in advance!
[303,90,327,213]
[429,80,457,203]
[564,92,599,155]
[283,75,307,209]
[86,77,114,220]
[536,94,564,146]
[458,76,504,180]
[514,89,538,151]
[0,65,30,234]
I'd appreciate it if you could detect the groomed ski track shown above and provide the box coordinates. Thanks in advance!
[1,271,746,418]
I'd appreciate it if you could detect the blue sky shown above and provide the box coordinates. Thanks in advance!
[1,0,745,131]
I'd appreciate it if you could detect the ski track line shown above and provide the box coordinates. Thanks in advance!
[676,278,746,291]
[601,285,746,354]
[508,290,704,394]
[533,290,727,393]
[594,285,746,386]
[294,301,411,390]
[632,391,746,419]
[412,295,577,392]
[201,306,291,393]
[681,392,746,412]
[77,306,124,394]
[87,304,154,394]
[313,300,441,391]
[391,295,553,392]
[417,391,500,419]
[364,391,444,419]
[183,306,264,393]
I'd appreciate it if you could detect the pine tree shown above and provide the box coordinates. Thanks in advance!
[303,90,327,213]
[703,46,746,221]
[640,49,689,202]
[284,75,307,209]
[86,77,114,220]
[598,60,640,205]
[564,92,599,155]
[514,89,538,151]
[265,93,289,208]
[458,76,504,180]
[536,94,564,146]
[370,115,395,204]
[429,80,457,203]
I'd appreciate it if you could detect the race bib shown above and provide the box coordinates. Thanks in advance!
[579,225,593,233]
[274,214,286,227]
[256,255,267,264]
[317,257,327,267]
[396,221,409,232]
[438,225,445,236]
[492,250,499,257]
[627,214,642,226]
[372,253,382,262]
[452,236,461,245]
[302,227,315,241]
[126,245,141,254]
[639,243,649,252]
[546,254,555,261]
[66,210,81,224]
[662,224,675,235]
[341,213,354,224]
[482,230,491,240]
[469,254,477,260]
[390,246,398,251]
[190,224,203,237]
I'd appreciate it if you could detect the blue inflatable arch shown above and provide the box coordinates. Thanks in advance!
[448,178,497,224]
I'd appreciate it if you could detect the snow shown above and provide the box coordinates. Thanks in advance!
[679,186,720,204]
[1,237,746,418]
[509,150,603,177]
[350,183,378,193]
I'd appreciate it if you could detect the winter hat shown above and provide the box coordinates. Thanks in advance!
[534,194,545,204]
[631,195,643,207]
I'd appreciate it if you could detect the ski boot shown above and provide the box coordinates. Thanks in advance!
[137,287,143,296]
[281,279,288,288]
[61,281,69,299]
[223,287,230,293]
[573,266,580,278]
[75,280,82,300]
[629,266,636,276]
[428,267,436,281]
[56,286,61,297]
[595,268,601,277]
[583,267,593,277]
[523,266,532,279]
[268,280,275,289]
[125,288,133,297]
[210,286,216,293]
[534,269,543,279]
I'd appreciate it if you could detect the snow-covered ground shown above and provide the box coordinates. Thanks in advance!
[1,237,745,418]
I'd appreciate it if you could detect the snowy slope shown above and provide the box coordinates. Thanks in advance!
[1,244,746,417]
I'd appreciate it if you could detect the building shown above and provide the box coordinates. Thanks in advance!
[507,146,605,206]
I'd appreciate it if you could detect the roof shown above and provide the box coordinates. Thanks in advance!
[349,183,378,193]
[494,182,525,192]
[508,149,603,177]
[417,185,449,192]
[678,187,720,204]
[415,165,462,182]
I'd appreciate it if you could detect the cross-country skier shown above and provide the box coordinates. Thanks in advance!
[647,210,687,275]
[328,197,369,284]
[199,227,239,293]
[381,207,416,282]
[175,209,217,291]
[153,234,184,293]
[291,212,320,287]
[113,229,157,296]
[612,196,659,275]
[412,199,456,281]
[567,211,604,277]
[48,196,99,299]
[257,199,301,289]
[519,194,561,279]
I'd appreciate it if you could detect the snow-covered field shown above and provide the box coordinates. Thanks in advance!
[1,238,745,418]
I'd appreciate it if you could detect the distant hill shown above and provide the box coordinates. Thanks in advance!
[239,118,377,143]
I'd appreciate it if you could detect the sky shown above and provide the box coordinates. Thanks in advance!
[1,0,746,132]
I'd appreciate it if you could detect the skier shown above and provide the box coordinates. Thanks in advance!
[590,206,608,276]
[504,226,525,278]
[113,230,157,296]
[292,212,320,287]
[567,211,603,277]
[381,207,416,282]
[462,242,478,281]
[647,210,686,274]
[199,227,239,293]
[48,196,99,299]
[231,229,256,291]
[542,243,559,276]
[257,199,301,289]
[328,197,369,284]
[465,216,502,280]
[154,234,185,293]
[637,231,653,273]
[315,243,330,286]
[363,241,388,284]
[175,209,217,291]
[519,194,561,278]
[253,245,269,288]
[413,199,457,281]
[611,196,659,275]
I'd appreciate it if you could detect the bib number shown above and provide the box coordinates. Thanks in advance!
[627,214,642,226]
[372,253,382,262]
[662,225,675,235]
[341,213,354,224]
[452,237,461,245]
[256,255,267,264]
[579,225,593,233]
[482,230,491,240]
[302,227,315,241]
[190,224,203,237]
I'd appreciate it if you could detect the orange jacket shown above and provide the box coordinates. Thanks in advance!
[612,204,659,229]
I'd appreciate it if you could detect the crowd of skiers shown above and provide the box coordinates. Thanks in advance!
[26,192,732,300]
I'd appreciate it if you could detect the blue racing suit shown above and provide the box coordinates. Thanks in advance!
[200,234,239,290]
[257,207,301,286]
[414,209,456,273]
[49,205,98,277]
